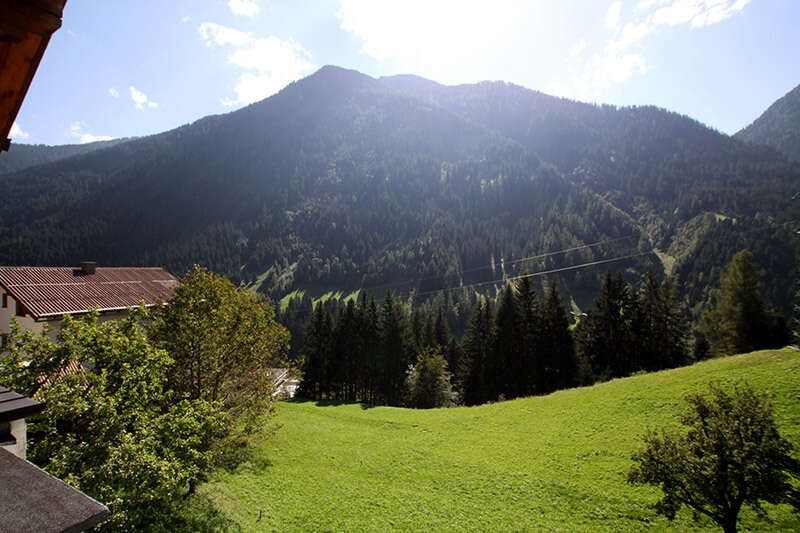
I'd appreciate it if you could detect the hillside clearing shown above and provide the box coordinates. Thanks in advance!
[204,349,800,531]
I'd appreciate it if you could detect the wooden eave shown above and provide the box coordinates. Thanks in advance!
[0,0,67,152]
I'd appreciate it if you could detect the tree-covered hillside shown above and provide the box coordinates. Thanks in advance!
[0,66,797,313]
[0,138,128,175]
[736,83,800,161]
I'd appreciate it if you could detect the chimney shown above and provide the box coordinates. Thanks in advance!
[80,261,97,275]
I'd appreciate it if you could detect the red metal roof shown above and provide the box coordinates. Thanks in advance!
[0,266,178,319]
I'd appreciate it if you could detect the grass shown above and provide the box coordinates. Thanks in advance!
[204,349,800,531]
[278,289,305,313]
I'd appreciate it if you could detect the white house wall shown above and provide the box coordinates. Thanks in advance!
[0,418,28,459]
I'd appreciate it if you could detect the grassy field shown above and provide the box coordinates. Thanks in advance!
[204,349,800,531]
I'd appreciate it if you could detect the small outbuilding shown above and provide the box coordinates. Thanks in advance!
[0,386,110,532]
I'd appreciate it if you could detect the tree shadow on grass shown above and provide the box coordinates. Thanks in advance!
[171,494,242,532]
[285,396,382,410]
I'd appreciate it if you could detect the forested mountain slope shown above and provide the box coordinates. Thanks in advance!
[0,138,128,175]
[736,83,800,161]
[0,66,797,312]
[383,75,800,310]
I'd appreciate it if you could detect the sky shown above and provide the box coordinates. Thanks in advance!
[10,0,800,145]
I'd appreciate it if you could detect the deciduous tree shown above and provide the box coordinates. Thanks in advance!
[150,266,290,426]
[629,383,799,533]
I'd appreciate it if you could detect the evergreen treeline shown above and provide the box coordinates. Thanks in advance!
[299,270,694,408]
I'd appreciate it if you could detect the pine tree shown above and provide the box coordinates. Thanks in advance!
[333,300,359,401]
[379,292,413,406]
[516,277,542,395]
[299,303,333,399]
[631,271,689,372]
[575,271,633,382]
[492,284,523,399]
[460,299,494,406]
[358,294,382,403]
[700,251,787,356]
[540,281,577,391]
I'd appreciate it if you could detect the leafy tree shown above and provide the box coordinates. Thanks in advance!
[629,383,799,533]
[150,266,290,426]
[699,251,787,356]
[405,347,456,409]
[0,313,230,531]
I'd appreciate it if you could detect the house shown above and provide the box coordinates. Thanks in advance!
[1,385,110,532]
[0,262,179,343]
[270,367,301,399]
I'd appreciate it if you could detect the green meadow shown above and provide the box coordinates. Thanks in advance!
[204,349,800,531]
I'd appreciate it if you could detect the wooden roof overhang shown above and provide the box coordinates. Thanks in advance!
[0,0,67,152]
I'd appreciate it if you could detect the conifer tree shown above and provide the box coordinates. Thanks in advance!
[633,272,690,371]
[700,250,787,356]
[379,292,413,405]
[516,277,542,395]
[492,284,523,399]
[333,300,358,401]
[460,300,494,406]
[358,293,382,403]
[575,271,633,382]
[299,304,333,399]
[540,281,577,391]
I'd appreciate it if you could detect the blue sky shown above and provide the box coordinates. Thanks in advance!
[10,0,800,145]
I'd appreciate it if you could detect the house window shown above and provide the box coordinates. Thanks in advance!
[15,301,24,317]
[2,293,6,308]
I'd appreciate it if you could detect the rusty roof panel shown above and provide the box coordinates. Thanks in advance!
[0,267,178,319]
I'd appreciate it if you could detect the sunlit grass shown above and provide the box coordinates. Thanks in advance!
[204,349,800,531]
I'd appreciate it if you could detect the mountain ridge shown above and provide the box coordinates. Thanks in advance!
[736,83,800,161]
[0,65,797,313]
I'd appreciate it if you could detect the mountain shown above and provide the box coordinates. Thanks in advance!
[0,66,797,313]
[736,83,800,161]
[0,138,129,175]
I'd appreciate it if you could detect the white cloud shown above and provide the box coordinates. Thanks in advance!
[10,121,30,140]
[606,1,623,31]
[336,0,524,76]
[198,22,315,106]
[571,39,587,58]
[572,0,750,99]
[108,87,120,98]
[129,86,158,110]
[69,121,113,144]
[228,0,260,18]
[198,22,252,47]
[181,15,191,23]
[589,51,648,90]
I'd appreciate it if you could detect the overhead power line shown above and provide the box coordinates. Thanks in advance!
[356,234,638,295]
[408,250,654,301]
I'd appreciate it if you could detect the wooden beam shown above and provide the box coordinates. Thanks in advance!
[0,0,66,151]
